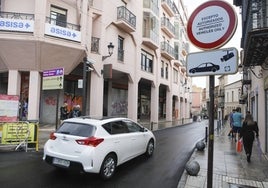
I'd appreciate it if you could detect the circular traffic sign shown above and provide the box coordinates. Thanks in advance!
[187,0,237,50]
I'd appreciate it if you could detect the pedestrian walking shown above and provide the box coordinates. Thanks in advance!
[227,109,235,138]
[240,113,259,162]
[232,107,244,141]
[60,102,69,123]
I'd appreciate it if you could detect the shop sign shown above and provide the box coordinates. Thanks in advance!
[42,68,64,90]
[45,23,81,42]
[0,18,34,32]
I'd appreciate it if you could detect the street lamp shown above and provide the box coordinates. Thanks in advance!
[102,42,115,61]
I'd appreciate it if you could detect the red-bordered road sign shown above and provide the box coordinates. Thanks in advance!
[187,0,237,50]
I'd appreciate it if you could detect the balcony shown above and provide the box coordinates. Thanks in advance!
[240,0,268,67]
[242,71,252,85]
[115,6,136,33]
[218,89,225,97]
[161,41,175,60]
[142,12,159,49]
[143,0,159,16]
[219,102,225,108]
[161,17,175,38]
[142,30,159,49]
[161,0,176,17]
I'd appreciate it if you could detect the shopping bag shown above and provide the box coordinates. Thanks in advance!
[236,139,243,152]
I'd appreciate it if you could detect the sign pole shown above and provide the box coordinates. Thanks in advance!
[55,90,60,129]
[207,75,215,188]
[82,59,87,116]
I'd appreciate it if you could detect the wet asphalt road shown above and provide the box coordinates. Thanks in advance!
[0,121,207,188]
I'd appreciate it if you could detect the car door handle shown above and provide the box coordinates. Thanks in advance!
[114,140,120,143]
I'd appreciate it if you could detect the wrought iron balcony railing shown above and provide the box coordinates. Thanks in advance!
[143,0,159,16]
[117,6,136,29]
[0,11,34,20]
[46,17,80,31]
[161,17,175,36]
[161,41,175,58]
[91,37,100,53]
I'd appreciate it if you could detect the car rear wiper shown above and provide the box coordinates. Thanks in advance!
[58,131,70,134]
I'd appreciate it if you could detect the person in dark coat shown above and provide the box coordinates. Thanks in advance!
[69,105,82,118]
[60,102,69,123]
[240,113,259,162]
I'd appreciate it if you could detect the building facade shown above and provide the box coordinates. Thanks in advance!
[0,0,191,126]
[234,0,268,154]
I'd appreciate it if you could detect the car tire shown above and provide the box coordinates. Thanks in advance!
[212,68,217,72]
[191,69,196,74]
[100,154,117,180]
[145,139,154,157]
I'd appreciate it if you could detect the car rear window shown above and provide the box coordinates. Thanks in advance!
[56,122,95,137]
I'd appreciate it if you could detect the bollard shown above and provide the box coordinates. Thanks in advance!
[151,122,153,131]
[185,161,200,176]
[196,141,206,151]
[205,127,208,143]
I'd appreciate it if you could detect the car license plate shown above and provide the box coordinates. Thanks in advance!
[52,158,70,167]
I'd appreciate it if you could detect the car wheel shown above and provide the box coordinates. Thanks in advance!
[191,69,196,74]
[212,68,217,72]
[145,139,154,157]
[100,154,117,180]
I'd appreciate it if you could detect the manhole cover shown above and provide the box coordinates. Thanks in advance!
[229,183,257,188]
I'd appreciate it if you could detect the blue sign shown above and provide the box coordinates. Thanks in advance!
[43,68,64,77]
[45,23,81,42]
[0,18,34,32]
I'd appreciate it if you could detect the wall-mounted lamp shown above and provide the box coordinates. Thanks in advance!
[102,42,115,61]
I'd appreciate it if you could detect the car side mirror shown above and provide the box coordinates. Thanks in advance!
[141,127,147,132]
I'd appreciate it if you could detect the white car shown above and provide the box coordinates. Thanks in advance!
[43,117,156,179]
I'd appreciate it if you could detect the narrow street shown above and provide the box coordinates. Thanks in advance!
[0,121,207,188]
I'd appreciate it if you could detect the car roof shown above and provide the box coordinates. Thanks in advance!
[64,116,131,126]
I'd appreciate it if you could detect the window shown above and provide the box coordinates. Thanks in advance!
[118,36,124,61]
[141,50,153,73]
[161,61,164,78]
[122,120,143,133]
[173,69,178,83]
[50,6,67,27]
[111,121,128,134]
[165,63,168,79]
[57,123,95,137]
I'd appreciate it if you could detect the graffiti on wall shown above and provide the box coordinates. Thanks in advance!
[45,96,56,106]
[111,100,128,116]
[43,94,82,111]
[64,94,82,112]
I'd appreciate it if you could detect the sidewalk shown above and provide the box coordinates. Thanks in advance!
[177,123,268,188]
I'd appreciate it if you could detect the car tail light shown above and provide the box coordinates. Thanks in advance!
[49,132,57,140]
[76,136,104,147]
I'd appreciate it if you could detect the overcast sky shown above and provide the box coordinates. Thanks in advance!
[183,0,242,88]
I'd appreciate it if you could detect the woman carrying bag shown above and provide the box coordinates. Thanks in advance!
[240,113,259,163]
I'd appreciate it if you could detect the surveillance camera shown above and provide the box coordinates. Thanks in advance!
[87,67,94,71]
[220,52,234,62]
